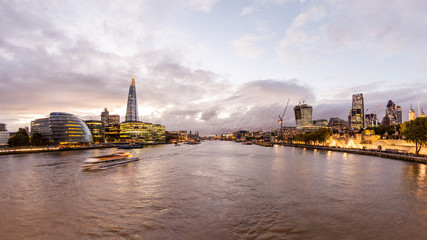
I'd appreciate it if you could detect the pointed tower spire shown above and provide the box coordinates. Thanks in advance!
[125,76,139,122]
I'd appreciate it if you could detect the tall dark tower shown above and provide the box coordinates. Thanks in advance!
[125,76,139,122]
[349,93,364,130]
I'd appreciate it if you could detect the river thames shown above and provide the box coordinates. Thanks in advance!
[0,141,426,239]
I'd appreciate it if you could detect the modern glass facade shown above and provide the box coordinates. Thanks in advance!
[396,106,402,124]
[294,103,313,129]
[105,124,121,143]
[120,121,165,143]
[85,120,105,144]
[31,118,52,139]
[125,76,139,122]
[49,112,92,145]
[349,93,364,130]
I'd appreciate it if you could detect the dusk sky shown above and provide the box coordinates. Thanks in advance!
[1,0,427,134]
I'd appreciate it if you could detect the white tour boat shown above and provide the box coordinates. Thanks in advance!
[81,151,140,170]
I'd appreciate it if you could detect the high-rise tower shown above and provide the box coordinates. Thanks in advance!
[125,76,139,122]
[294,102,313,129]
[349,93,364,130]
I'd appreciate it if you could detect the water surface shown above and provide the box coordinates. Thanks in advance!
[0,141,426,239]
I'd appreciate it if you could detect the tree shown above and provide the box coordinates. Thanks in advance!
[30,132,50,146]
[8,128,30,147]
[401,117,427,154]
[295,128,332,146]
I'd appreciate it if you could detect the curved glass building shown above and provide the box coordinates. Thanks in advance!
[49,112,92,145]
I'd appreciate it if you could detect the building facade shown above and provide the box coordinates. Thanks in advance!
[105,124,121,143]
[396,106,402,124]
[85,120,105,144]
[294,103,313,129]
[349,93,364,130]
[30,118,52,139]
[125,76,139,122]
[120,121,165,143]
[101,108,120,125]
[0,123,8,146]
[365,113,379,128]
[409,105,416,121]
[384,100,398,125]
[49,112,92,145]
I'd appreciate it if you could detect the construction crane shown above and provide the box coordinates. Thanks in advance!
[278,98,291,141]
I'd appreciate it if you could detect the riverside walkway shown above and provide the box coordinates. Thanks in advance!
[281,143,427,164]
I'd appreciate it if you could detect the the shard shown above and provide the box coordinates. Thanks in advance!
[125,76,139,122]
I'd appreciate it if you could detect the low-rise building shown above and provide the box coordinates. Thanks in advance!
[120,121,165,143]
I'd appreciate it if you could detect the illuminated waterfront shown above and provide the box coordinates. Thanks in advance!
[0,141,426,239]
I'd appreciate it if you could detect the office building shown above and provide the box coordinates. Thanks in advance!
[101,108,120,125]
[105,124,121,143]
[30,118,52,139]
[120,121,165,143]
[409,105,416,121]
[125,76,139,122]
[384,100,398,125]
[421,108,425,118]
[396,106,402,124]
[294,103,313,129]
[349,93,364,130]
[328,117,348,134]
[365,113,379,127]
[108,114,120,125]
[85,120,105,144]
[0,123,8,146]
[49,112,92,145]
[101,108,109,125]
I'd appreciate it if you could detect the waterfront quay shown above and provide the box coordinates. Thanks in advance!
[0,143,164,155]
[280,143,427,164]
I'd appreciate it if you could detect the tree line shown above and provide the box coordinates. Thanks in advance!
[7,128,49,147]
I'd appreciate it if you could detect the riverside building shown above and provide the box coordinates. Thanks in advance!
[30,112,92,146]
[85,120,105,144]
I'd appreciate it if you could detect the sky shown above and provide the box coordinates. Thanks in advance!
[1,0,427,134]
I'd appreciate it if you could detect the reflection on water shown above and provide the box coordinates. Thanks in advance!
[0,141,426,239]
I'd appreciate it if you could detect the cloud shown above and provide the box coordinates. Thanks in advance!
[186,0,220,12]
[231,35,265,60]
[279,0,427,64]
[240,6,256,16]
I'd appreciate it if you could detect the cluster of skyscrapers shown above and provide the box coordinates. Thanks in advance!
[293,93,423,133]
[29,76,165,146]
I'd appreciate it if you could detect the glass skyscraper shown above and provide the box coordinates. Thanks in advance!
[349,93,364,130]
[294,103,313,129]
[125,76,139,122]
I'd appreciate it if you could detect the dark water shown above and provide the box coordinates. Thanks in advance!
[0,141,426,239]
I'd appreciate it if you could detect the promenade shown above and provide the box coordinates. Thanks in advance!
[281,143,427,164]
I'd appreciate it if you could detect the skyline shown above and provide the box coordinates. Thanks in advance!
[1,0,427,134]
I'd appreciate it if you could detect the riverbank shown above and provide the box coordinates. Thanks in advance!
[0,145,114,155]
[280,143,427,164]
[0,143,165,155]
